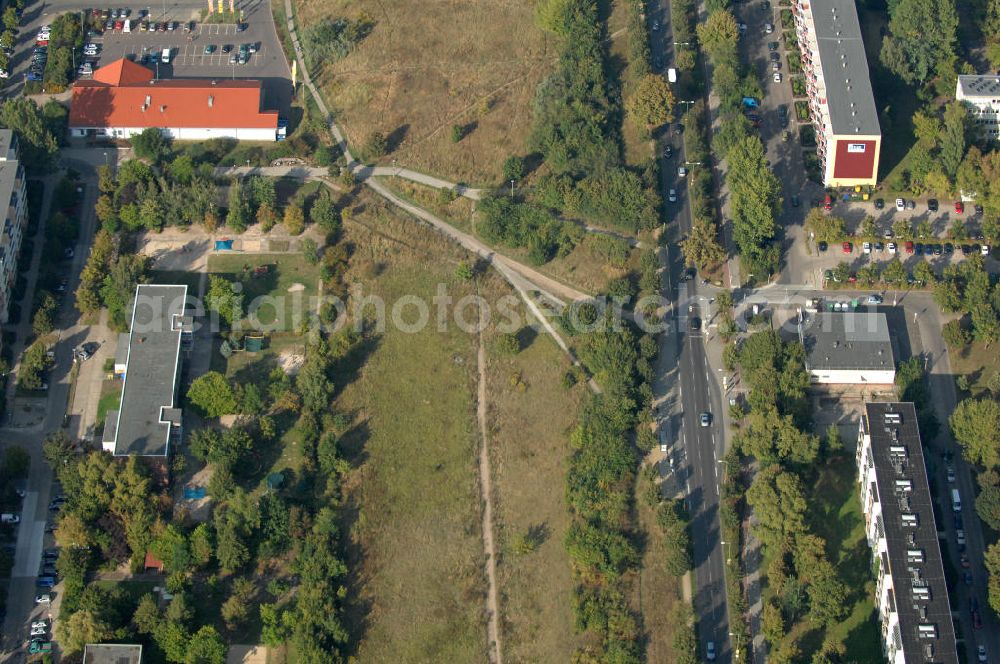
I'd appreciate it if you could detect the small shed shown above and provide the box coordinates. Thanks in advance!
[143,550,164,573]
[245,333,265,353]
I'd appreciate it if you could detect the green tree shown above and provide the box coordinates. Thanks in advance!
[150,524,190,573]
[986,542,1000,616]
[309,189,340,234]
[189,523,214,568]
[187,372,237,418]
[185,626,227,664]
[451,124,464,142]
[454,261,474,281]
[205,275,244,326]
[976,473,1000,530]
[626,74,676,128]
[494,332,521,355]
[762,600,785,647]
[131,127,171,162]
[882,258,906,285]
[681,218,726,272]
[284,204,306,235]
[502,155,524,182]
[804,208,847,243]
[697,10,739,66]
[56,609,114,655]
[951,398,1000,468]
[657,499,692,576]
[364,131,388,159]
[880,0,958,84]
[0,98,59,172]
[940,102,968,182]
[2,8,17,32]
[746,465,808,551]
[226,179,250,232]
[942,319,972,348]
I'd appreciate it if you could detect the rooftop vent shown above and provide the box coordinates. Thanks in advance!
[208,95,214,108]
[160,105,166,112]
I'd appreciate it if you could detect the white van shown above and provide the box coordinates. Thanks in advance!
[161,47,171,63]
[667,67,677,83]
[952,488,962,513]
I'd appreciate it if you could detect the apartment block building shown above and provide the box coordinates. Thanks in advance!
[103,284,192,457]
[793,0,881,186]
[0,129,27,326]
[856,402,958,664]
[956,74,1000,141]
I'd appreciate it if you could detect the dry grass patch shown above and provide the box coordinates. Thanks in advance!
[334,196,488,662]
[294,0,555,185]
[482,291,584,662]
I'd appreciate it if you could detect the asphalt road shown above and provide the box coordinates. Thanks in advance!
[647,1,733,661]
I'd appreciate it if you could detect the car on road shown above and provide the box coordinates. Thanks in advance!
[706,641,716,661]
[790,194,800,207]
[928,198,938,212]
[668,188,677,203]
[961,553,971,568]
[957,528,966,550]
[738,22,747,33]
[955,201,965,214]
[663,145,673,158]
[204,44,216,54]
[700,412,711,427]
[979,645,988,662]
[842,241,852,254]
[689,315,700,331]
[867,295,882,304]
[948,465,956,482]
[652,20,659,30]
[965,571,974,585]
[973,609,983,630]
[817,241,828,252]
[678,165,687,177]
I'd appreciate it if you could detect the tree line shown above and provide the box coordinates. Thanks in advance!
[729,329,857,663]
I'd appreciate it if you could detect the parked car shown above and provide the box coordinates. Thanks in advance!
[767,41,778,51]
[895,198,905,212]
[956,201,965,214]
[842,242,852,254]
[668,188,677,203]
[887,242,896,254]
[772,71,782,82]
[817,241,828,252]
[764,22,773,33]
[905,241,914,254]
[35,576,56,588]
[222,44,233,53]
[983,245,991,256]
[906,200,915,210]
[928,198,938,212]
[874,198,884,209]
[204,44,216,54]
[35,594,51,604]
[790,194,800,207]
[867,295,883,304]
[678,166,687,177]
[862,241,871,254]
[706,641,716,661]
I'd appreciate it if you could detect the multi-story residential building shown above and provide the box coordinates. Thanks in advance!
[103,284,192,457]
[956,74,1000,141]
[857,402,959,664]
[0,129,27,326]
[792,0,881,187]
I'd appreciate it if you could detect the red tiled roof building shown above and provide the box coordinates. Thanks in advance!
[69,59,280,141]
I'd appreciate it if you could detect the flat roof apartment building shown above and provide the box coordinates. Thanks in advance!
[0,129,27,326]
[857,402,958,664]
[956,75,1000,141]
[103,284,192,456]
[793,0,882,186]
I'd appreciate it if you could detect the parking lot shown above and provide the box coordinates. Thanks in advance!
[6,0,290,112]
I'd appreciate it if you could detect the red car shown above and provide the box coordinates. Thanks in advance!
[973,609,983,630]
[955,201,965,214]
[905,241,914,254]
[824,194,833,211]
[842,242,852,254]
[114,19,123,30]
[847,274,857,283]
[961,553,970,568]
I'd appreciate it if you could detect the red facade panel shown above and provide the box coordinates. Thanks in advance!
[832,139,877,180]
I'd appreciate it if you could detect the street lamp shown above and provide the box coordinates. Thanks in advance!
[510,179,515,198]
[103,151,108,166]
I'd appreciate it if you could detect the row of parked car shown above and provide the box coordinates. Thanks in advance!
[822,239,992,257]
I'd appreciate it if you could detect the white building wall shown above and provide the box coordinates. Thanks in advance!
[808,368,896,384]
[71,125,277,142]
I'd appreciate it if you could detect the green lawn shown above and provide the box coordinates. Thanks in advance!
[207,254,321,331]
[96,384,122,430]
[807,455,880,663]
[148,270,203,294]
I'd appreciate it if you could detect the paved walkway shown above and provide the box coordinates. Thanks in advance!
[214,165,486,200]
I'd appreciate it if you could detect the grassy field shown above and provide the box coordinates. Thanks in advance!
[333,198,487,662]
[482,289,584,662]
[207,254,320,331]
[292,0,554,185]
[95,383,121,431]
[948,341,999,397]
